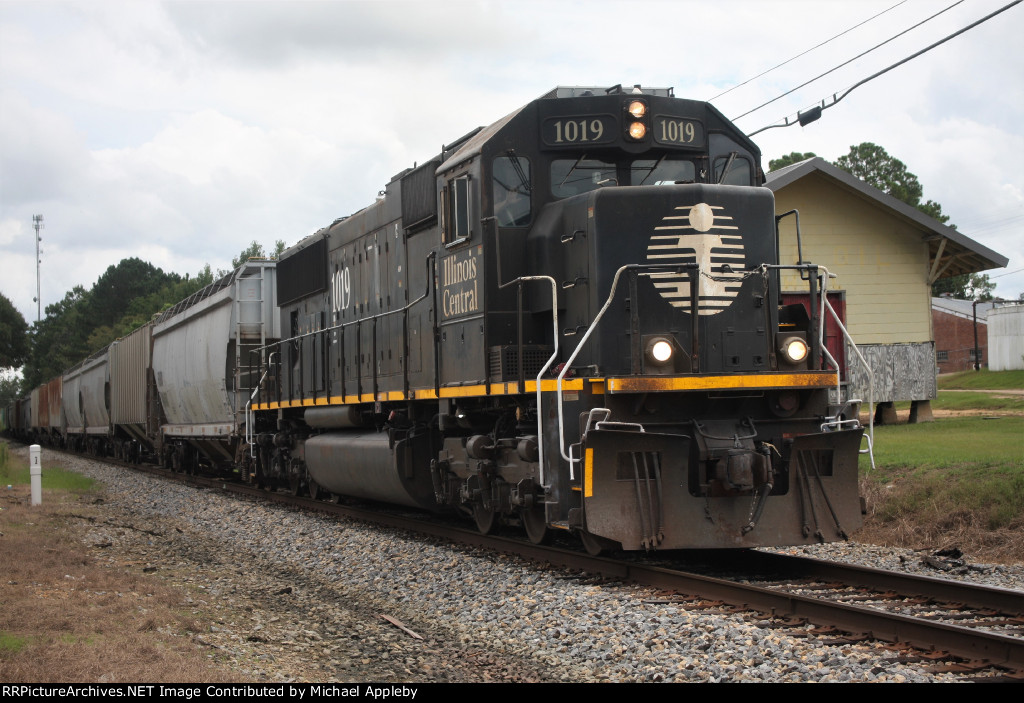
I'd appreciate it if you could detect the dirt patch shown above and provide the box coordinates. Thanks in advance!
[859,409,1024,425]
[0,456,565,684]
[929,408,1022,418]
[0,487,248,683]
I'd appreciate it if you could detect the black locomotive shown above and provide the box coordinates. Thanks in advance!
[249,85,864,552]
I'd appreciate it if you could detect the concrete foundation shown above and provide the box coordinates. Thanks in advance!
[874,401,899,425]
[909,399,934,423]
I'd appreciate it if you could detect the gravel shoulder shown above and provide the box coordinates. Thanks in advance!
[25,448,1024,683]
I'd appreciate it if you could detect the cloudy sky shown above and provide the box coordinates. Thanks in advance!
[1,0,1022,324]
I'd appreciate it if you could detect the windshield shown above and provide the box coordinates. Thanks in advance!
[551,157,617,197]
[631,158,696,185]
[551,157,696,197]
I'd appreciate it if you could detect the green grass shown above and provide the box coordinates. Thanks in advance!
[938,369,1024,390]
[861,416,1024,530]
[0,443,97,494]
[873,468,1024,530]
[862,416,1023,475]
[0,631,30,654]
[935,391,1024,412]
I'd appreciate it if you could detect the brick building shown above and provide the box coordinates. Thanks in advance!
[931,297,995,373]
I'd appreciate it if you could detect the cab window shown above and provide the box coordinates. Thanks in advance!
[630,158,696,185]
[442,174,471,244]
[713,155,752,185]
[493,156,531,227]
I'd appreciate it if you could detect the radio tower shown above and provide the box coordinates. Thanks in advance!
[33,214,43,323]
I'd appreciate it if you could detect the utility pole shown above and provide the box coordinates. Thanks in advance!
[32,214,43,323]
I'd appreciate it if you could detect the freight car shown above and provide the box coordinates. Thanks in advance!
[150,260,279,473]
[3,396,30,444]
[62,348,111,455]
[247,85,866,553]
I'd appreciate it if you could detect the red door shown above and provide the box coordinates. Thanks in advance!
[781,292,847,378]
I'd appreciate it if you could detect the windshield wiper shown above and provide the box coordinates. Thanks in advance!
[637,154,668,185]
[717,151,738,184]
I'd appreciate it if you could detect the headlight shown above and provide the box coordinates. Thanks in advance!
[627,100,647,119]
[647,338,673,364]
[624,99,649,141]
[779,336,809,364]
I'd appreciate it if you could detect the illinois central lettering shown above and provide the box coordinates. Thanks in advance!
[442,255,480,317]
[443,256,477,286]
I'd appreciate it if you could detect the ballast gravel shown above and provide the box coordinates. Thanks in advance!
[49,451,1024,683]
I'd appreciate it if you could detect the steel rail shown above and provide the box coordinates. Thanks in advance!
[733,550,1024,615]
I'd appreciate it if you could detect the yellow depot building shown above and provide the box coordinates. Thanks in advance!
[766,158,1007,422]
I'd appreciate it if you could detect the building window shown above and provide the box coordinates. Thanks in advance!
[936,350,949,362]
[969,348,983,362]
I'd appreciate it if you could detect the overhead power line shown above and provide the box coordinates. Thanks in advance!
[709,0,908,102]
[956,213,1024,234]
[735,0,965,122]
[746,0,1023,137]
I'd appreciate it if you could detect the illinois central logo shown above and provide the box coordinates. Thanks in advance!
[645,202,746,316]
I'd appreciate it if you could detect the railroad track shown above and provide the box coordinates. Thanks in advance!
[52,447,1024,681]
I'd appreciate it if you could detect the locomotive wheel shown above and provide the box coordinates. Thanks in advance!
[473,503,499,535]
[521,506,550,545]
[578,530,618,557]
[308,478,323,501]
[289,476,303,497]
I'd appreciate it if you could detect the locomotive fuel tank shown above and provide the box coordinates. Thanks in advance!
[305,429,438,510]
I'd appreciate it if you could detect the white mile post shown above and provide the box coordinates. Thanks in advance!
[30,444,42,506]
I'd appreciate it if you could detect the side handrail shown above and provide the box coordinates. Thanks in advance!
[815,265,875,470]
[245,352,278,458]
[767,263,875,469]
[251,252,436,401]
[497,275,560,487]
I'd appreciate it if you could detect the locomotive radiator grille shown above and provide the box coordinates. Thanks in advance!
[488,345,555,382]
